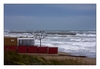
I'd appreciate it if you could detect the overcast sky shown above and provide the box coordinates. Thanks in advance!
[4,4,96,30]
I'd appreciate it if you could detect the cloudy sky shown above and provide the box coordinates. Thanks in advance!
[4,4,96,30]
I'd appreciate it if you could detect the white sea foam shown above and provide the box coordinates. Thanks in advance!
[35,33,96,58]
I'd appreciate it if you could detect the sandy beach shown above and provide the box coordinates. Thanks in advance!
[19,52,96,65]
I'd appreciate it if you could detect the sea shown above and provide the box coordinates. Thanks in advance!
[4,30,96,58]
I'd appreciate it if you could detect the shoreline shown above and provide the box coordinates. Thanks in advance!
[4,36,96,65]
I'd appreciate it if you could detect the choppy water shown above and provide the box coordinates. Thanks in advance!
[4,30,96,58]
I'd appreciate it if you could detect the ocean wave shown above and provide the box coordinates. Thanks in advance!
[4,30,96,58]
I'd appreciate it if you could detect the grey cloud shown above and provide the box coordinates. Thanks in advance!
[4,16,96,30]
[52,4,96,11]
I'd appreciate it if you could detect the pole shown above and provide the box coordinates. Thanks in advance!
[40,39,41,47]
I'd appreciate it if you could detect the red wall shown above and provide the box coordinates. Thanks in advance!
[17,46,27,53]
[38,47,48,53]
[27,46,37,53]
[4,46,58,54]
[48,47,58,54]
[4,46,17,52]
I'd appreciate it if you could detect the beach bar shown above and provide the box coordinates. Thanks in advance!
[4,37,58,54]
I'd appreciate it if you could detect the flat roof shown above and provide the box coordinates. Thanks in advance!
[18,38,35,40]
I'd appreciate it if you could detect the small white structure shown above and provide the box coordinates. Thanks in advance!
[18,38,35,46]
